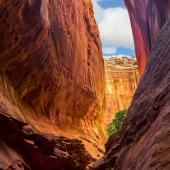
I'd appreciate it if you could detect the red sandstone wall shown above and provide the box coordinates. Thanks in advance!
[125,0,170,76]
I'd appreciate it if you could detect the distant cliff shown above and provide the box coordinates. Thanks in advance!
[104,57,139,127]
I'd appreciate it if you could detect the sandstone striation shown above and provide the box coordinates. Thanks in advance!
[125,0,170,76]
[104,57,139,127]
[93,3,170,170]
[0,0,106,169]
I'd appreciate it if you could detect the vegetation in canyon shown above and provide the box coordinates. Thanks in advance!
[107,109,127,136]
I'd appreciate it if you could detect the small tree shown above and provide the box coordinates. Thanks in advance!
[107,109,128,137]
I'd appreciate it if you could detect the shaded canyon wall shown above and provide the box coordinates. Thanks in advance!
[93,1,170,170]
[104,57,139,127]
[0,0,106,169]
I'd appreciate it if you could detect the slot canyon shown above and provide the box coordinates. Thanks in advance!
[0,0,170,170]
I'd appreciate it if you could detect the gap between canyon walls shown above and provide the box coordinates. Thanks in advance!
[0,0,108,169]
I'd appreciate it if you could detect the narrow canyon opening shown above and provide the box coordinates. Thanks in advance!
[91,0,140,132]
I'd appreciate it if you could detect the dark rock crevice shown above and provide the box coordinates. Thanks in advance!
[0,112,92,170]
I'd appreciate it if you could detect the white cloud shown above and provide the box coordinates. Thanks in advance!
[92,0,134,54]
[102,46,117,54]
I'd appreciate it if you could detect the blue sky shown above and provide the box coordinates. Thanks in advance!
[92,0,135,58]
[98,0,126,9]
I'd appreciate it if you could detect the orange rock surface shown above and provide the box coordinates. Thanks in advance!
[104,57,139,127]
[0,0,106,169]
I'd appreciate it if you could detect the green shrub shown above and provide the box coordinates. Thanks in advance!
[107,109,128,137]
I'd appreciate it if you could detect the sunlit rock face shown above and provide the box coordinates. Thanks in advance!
[104,57,139,127]
[0,0,106,169]
[125,0,170,76]
[93,2,170,170]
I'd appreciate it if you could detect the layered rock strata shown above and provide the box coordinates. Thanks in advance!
[93,6,170,170]
[104,57,139,127]
[125,0,170,76]
[0,0,106,169]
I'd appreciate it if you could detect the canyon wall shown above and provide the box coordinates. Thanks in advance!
[104,57,139,127]
[93,1,170,170]
[125,0,170,76]
[0,0,106,169]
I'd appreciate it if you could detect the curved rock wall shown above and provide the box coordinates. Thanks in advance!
[0,0,106,169]
[125,0,170,76]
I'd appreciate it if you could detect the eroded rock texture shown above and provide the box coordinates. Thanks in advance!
[93,11,170,170]
[0,0,106,169]
[104,57,139,127]
[125,0,170,76]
